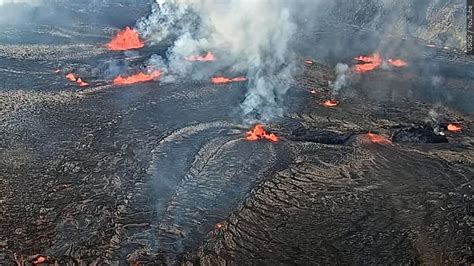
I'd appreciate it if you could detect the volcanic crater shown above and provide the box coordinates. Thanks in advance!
[0,1,473,265]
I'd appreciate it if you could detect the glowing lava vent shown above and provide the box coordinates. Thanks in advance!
[323,100,338,108]
[353,53,383,73]
[367,132,391,144]
[447,124,462,133]
[113,71,161,85]
[387,59,408,68]
[246,124,279,142]
[185,52,215,62]
[107,26,144,51]
[211,76,247,84]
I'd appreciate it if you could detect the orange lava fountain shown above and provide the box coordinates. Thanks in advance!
[353,53,382,73]
[367,132,391,144]
[246,124,279,142]
[323,100,338,108]
[447,124,462,133]
[113,70,162,85]
[211,76,247,84]
[185,52,215,62]
[107,26,144,51]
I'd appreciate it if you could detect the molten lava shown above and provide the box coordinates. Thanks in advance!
[32,256,46,264]
[113,71,162,85]
[211,76,247,84]
[353,53,382,73]
[323,100,338,108]
[76,78,89,87]
[185,52,215,62]
[367,132,391,144]
[447,123,462,133]
[65,73,77,82]
[246,124,279,142]
[107,26,144,51]
[387,59,408,68]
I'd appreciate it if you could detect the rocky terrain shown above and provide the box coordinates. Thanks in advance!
[0,0,472,265]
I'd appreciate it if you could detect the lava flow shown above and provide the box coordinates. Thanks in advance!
[65,73,77,82]
[353,53,382,73]
[66,73,89,87]
[113,70,162,85]
[447,123,462,133]
[323,100,338,107]
[185,52,215,62]
[107,26,144,51]
[387,59,408,67]
[367,132,391,144]
[211,76,247,84]
[32,256,47,265]
[246,124,279,142]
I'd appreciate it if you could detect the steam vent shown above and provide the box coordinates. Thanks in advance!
[0,0,472,265]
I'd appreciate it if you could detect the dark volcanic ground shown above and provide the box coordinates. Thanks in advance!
[1,1,473,265]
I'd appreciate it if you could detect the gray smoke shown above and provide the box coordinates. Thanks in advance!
[138,0,296,121]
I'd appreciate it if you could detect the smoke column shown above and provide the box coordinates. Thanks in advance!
[138,0,296,121]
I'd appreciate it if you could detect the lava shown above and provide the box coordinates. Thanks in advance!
[107,26,144,51]
[246,124,279,142]
[353,53,382,73]
[447,123,462,133]
[323,100,338,108]
[367,132,391,144]
[113,70,162,85]
[65,73,77,82]
[387,59,408,68]
[76,78,89,87]
[211,76,247,84]
[32,256,46,264]
[185,52,215,62]
[354,53,408,72]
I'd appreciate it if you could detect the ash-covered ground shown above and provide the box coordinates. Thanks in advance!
[0,1,473,265]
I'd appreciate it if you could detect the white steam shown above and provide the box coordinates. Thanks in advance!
[330,63,351,95]
[138,0,296,121]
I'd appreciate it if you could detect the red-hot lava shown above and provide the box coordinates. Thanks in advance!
[65,73,77,82]
[387,59,408,68]
[323,100,338,108]
[76,78,89,87]
[353,53,407,73]
[447,123,462,133]
[32,256,47,264]
[185,52,215,62]
[367,132,391,144]
[246,124,279,142]
[65,73,89,87]
[113,70,162,85]
[211,76,247,84]
[107,26,144,51]
[353,53,382,73]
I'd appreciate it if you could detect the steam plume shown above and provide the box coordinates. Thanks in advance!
[138,0,296,121]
